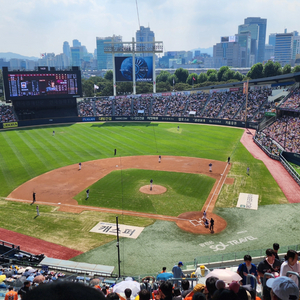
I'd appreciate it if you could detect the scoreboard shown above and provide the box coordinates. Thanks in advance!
[2,68,82,100]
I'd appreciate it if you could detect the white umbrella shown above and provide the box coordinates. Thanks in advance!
[205,269,242,284]
[113,277,141,297]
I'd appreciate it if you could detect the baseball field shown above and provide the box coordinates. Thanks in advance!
[1,122,298,276]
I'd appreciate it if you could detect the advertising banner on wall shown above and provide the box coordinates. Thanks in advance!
[115,56,153,82]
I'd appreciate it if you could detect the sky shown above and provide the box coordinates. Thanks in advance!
[0,0,299,58]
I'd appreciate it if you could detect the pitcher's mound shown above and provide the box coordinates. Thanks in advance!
[139,185,167,195]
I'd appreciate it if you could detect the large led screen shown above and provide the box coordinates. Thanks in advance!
[115,56,153,82]
[2,69,82,100]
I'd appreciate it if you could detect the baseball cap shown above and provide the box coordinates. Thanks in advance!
[266,276,299,300]
[178,261,183,266]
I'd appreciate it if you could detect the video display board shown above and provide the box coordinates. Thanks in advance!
[2,68,82,100]
[115,56,153,82]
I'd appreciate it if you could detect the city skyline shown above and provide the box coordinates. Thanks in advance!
[0,0,300,57]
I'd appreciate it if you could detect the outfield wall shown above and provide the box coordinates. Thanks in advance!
[0,115,258,130]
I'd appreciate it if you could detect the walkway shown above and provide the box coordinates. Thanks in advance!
[240,129,300,203]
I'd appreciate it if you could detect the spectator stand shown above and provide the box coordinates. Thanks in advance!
[114,97,132,116]
[0,104,17,123]
[132,97,151,116]
[199,91,227,118]
[94,98,112,116]
[184,92,210,117]
[77,99,95,117]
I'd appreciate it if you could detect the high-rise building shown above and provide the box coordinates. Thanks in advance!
[269,34,276,47]
[238,23,259,64]
[71,47,81,67]
[136,26,155,52]
[73,39,81,47]
[213,34,250,68]
[63,41,71,59]
[244,17,267,63]
[96,35,122,70]
[274,32,294,66]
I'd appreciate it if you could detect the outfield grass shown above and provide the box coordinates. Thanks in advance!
[217,142,288,206]
[0,199,154,252]
[74,169,215,216]
[0,122,242,197]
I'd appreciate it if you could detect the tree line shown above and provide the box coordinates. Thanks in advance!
[1,62,300,100]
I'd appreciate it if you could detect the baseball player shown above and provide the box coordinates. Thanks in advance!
[209,163,212,172]
[52,130,55,136]
[158,155,161,163]
[79,162,81,170]
[31,192,36,205]
[86,189,90,199]
[36,206,40,216]
[247,167,250,175]
[150,179,153,191]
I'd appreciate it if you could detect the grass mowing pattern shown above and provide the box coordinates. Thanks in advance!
[0,199,154,252]
[0,123,242,197]
[74,169,215,216]
[217,142,287,206]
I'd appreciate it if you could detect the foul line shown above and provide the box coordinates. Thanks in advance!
[204,163,229,212]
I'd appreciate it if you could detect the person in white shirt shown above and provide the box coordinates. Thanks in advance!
[280,249,300,285]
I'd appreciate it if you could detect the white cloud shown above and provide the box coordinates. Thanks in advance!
[0,0,299,57]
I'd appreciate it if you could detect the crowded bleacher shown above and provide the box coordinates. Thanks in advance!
[0,105,16,123]
[1,245,300,300]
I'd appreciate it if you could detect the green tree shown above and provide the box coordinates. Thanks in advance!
[174,82,190,91]
[156,81,171,92]
[222,69,235,81]
[207,69,217,76]
[198,73,208,83]
[282,64,291,74]
[208,72,218,82]
[101,82,113,96]
[174,68,189,83]
[233,71,243,81]
[136,82,152,94]
[293,65,300,73]
[82,79,94,97]
[263,61,282,77]
[247,63,263,79]
[186,73,198,85]
[167,74,178,87]
[157,70,171,82]
[104,70,113,81]
[217,66,230,82]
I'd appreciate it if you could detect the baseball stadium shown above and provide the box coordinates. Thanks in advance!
[1,67,300,298]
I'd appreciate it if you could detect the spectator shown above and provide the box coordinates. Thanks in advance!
[273,243,280,260]
[158,281,173,300]
[257,249,282,300]
[23,281,106,300]
[266,276,299,300]
[18,281,31,299]
[280,250,300,285]
[181,279,192,298]
[237,254,260,287]
[172,262,184,286]
[205,276,218,300]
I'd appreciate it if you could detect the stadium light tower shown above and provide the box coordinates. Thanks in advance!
[104,37,163,96]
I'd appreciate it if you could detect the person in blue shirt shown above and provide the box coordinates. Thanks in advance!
[172,262,184,287]
[237,255,260,288]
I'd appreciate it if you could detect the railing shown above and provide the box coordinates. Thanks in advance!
[280,154,300,186]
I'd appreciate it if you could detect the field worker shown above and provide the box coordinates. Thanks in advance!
[209,163,212,172]
[150,179,153,191]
